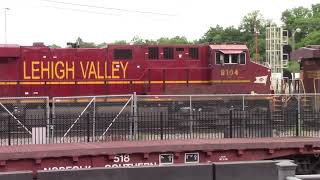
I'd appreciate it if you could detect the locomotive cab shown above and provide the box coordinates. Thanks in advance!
[208,44,271,94]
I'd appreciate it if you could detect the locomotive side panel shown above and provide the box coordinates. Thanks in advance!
[0,45,20,97]
[106,45,144,94]
[0,44,271,97]
[20,47,53,96]
[144,45,211,94]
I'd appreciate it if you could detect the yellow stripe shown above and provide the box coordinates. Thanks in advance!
[0,80,251,85]
[221,80,251,83]
[132,81,146,84]
[77,81,105,85]
[0,82,17,85]
[165,80,187,84]
[107,81,130,85]
[189,80,210,84]
[19,82,45,85]
[47,82,76,85]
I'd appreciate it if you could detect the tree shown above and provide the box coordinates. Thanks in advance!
[97,42,107,48]
[131,36,146,45]
[157,36,189,44]
[111,40,127,45]
[287,61,300,73]
[199,25,224,43]
[239,11,267,62]
[281,6,312,45]
[199,25,244,44]
[296,30,320,48]
[49,44,61,48]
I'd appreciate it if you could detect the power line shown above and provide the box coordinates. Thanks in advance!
[42,5,119,16]
[40,0,175,16]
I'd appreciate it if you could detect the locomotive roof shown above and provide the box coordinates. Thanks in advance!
[291,45,320,60]
[0,44,20,57]
[209,44,247,50]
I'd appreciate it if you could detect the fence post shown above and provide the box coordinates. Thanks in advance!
[295,109,299,137]
[189,96,193,138]
[86,113,90,142]
[8,115,11,146]
[133,92,138,137]
[160,112,163,140]
[229,109,233,138]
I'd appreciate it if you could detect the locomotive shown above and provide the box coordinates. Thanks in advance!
[0,43,271,97]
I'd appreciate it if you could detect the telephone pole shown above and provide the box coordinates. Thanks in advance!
[4,8,10,44]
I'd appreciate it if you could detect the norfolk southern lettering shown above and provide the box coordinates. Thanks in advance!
[23,60,128,80]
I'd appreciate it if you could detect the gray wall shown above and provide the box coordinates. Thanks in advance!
[214,160,278,180]
[0,160,283,180]
[0,171,33,180]
[37,164,213,180]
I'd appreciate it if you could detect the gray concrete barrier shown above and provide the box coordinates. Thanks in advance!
[213,160,279,180]
[36,160,287,180]
[0,171,33,180]
[37,164,213,180]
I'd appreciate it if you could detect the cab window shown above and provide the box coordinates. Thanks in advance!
[215,52,246,64]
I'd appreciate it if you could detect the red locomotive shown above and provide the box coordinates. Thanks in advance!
[0,43,271,97]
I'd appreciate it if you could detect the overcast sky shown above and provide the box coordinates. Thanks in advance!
[0,0,318,46]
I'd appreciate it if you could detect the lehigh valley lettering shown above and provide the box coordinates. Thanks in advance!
[23,60,128,80]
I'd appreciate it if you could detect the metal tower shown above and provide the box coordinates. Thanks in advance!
[266,26,288,74]
[266,26,289,93]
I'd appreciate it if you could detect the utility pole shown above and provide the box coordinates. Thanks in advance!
[4,8,10,44]
[254,24,260,63]
[292,28,301,51]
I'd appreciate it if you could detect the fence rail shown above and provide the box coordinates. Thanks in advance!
[1,110,320,146]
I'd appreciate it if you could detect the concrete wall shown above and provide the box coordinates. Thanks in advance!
[2,160,284,180]
[37,164,213,180]
[0,171,33,180]
[214,160,278,180]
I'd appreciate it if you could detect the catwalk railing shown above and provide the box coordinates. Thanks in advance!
[1,110,320,146]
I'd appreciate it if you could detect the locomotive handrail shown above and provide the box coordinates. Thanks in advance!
[313,78,320,94]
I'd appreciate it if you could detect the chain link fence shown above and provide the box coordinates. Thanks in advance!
[135,94,320,138]
[2,94,320,146]
[0,97,49,146]
[52,94,134,143]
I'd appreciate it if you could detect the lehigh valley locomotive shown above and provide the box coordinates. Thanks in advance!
[0,43,271,97]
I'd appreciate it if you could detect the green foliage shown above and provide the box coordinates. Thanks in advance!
[75,37,97,48]
[112,40,127,45]
[157,36,189,44]
[287,61,300,73]
[129,36,190,45]
[199,10,268,62]
[48,44,61,48]
[199,25,243,43]
[131,36,146,45]
[296,30,320,48]
[240,10,265,34]
[281,3,320,49]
